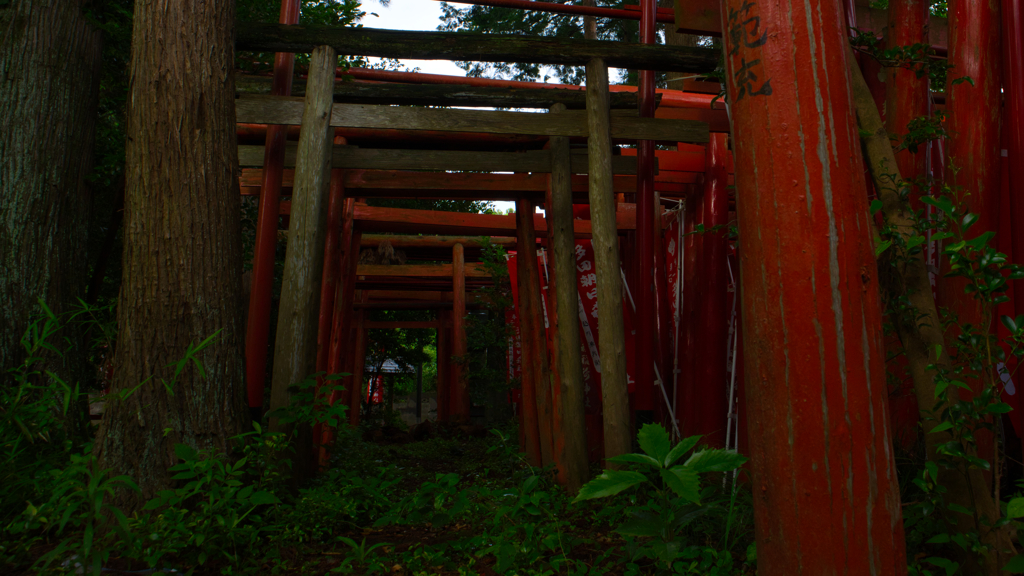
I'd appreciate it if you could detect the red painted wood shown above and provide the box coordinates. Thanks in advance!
[244,0,300,411]
[680,187,704,440]
[720,0,907,570]
[437,310,451,422]
[314,170,345,464]
[694,133,730,447]
[943,0,1003,471]
[348,292,368,427]
[885,0,930,196]
[452,244,470,420]
[634,0,657,415]
[516,201,548,466]
[1005,0,1024,328]
[347,204,638,237]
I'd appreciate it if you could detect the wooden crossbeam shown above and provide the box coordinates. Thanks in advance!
[237,144,649,174]
[362,235,517,248]
[366,321,439,329]
[236,24,719,73]
[236,75,650,109]
[351,204,637,236]
[357,263,492,277]
[235,96,709,143]
[240,168,693,197]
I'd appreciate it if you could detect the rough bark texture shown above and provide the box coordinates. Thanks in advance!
[0,0,101,374]
[94,0,247,510]
[849,46,1015,575]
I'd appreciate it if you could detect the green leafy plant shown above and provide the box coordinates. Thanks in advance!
[8,452,138,576]
[573,424,747,569]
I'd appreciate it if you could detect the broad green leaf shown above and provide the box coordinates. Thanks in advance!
[573,470,648,502]
[1006,497,1024,519]
[664,435,702,467]
[962,212,980,231]
[869,199,883,215]
[615,512,664,537]
[1002,315,1019,333]
[929,421,954,434]
[174,443,197,462]
[684,449,748,473]
[661,466,701,503]
[875,239,893,257]
[250,490,280,505]
[637,423,671,462]
[607,453,661,468]
[1004,554,1024,573]
[926,533,951,544]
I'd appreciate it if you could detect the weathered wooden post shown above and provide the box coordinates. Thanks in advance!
[719,0,907,571]
[585,59,631,463]
[268,45,337,476]
[452,242,469,420]
[547,104,589,493]
[246,0,299,416]
[517,199,555,466]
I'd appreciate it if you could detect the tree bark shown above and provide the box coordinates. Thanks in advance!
[848,45,1015,575]
[0,0,101,375]
[94,0,247,511]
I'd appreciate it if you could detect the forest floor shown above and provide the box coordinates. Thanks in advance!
[3,422,756,576]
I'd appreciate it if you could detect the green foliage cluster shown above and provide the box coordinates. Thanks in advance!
[1,313,754,575]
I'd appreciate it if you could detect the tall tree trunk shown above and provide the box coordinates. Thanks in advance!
[94,0,247,511]
[0,0,101,375]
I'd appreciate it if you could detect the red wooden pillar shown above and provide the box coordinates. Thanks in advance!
[634,0,657,419]
[244,0,299,415]
[679,185,705,439]
[694,133,730,447]
[719,0,907,571]
[313,169,345,459]
[451,243,470,420]
[1003,0,1024,459]
[319,210,357,453]
[517,199,553,466]
[885,0,930,188]
[437,310,451,423]
[944,0,1002,467]
[348,291,368,427]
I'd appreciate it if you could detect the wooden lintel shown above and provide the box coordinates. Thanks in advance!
[362,234,517,248]
[237,144,648,174]
[237,75,649,109]
[349,204,636,237]
[235,97,709,143]
[236,24,719,73]
[365,321,439,329]
[240,168,694,197]
[357,262,491,277]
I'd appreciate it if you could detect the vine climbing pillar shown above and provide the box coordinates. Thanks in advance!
[719,0,908,571]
